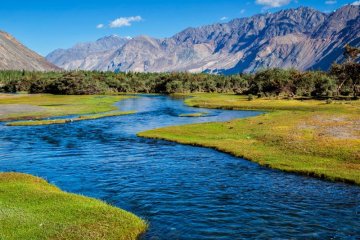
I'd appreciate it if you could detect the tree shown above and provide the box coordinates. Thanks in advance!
[344,44,360,62]
[330,62,360,97]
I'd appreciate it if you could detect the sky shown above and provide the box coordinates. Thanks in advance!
[0,0,357,56]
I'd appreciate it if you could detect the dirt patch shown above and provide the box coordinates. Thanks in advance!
[298,115,360,140]
[0,104,44,116]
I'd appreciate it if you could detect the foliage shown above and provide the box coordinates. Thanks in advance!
[0,62,359,98]
[344,44,360,61]
[330,62,360,97]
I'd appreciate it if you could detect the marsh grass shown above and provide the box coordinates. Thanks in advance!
[139,93,360,184]
[0,94,131,121]
[178,112,208,117]
[0,172,147,240]
[6,111,135,126]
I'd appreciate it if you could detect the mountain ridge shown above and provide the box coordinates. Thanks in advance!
[46,4,360,73]
[0,31,60,71]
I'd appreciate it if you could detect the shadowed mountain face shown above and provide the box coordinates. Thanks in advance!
[47,4,360,73]
[46,35,130,70]
[0,31,60,71]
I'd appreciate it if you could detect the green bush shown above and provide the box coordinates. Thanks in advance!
[248,94,254,101]
[0,62,358,97]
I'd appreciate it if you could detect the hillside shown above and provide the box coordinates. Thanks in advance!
[0,31,60,71]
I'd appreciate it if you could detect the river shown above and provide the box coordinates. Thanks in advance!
[0,95,359,239]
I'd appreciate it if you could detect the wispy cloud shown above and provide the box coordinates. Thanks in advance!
[255,0,291,8]
[220,16,228,21]
[96,23,104,29]
[351,0,360,5]
[325,0,337,4]
[109,16,142,28]
[240,9,246,14]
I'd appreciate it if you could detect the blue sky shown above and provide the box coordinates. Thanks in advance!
[0,0,356,56]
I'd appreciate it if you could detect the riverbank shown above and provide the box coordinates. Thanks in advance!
[0,172,147,239]
[138,94,360,184]
[0,94,133,124]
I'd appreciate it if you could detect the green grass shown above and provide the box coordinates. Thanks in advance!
[6,111,135,126]
[0,172,147,240]
[0,94,132,121]
[179,112,208,117]
[139,93,360,184]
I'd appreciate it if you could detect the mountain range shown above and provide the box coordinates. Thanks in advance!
[0,31,59,71]
[46,4,360,73]
[0,4,359,73]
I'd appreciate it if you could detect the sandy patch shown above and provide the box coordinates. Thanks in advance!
[0,104,44,116]
[298,115,360,140]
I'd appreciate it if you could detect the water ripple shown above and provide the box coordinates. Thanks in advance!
[0,95,359,239]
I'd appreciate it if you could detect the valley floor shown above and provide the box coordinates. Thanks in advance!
[139,93,360,185]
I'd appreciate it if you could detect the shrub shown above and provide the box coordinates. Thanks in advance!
[326,98,333,104]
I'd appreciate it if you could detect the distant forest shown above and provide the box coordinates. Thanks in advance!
[1,44,359,99]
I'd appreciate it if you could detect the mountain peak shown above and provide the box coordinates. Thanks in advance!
[46,4,359,73]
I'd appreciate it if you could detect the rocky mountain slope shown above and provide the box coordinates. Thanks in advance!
[0,31,59,71]
[47,4,360,73]
[46,35,130,70]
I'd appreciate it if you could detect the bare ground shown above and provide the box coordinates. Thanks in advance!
[0,104,44,116]
[298,115,360,140]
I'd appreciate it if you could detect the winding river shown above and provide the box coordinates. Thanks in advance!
[0,95,359,239]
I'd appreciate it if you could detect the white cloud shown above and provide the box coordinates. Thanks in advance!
[255,0,291,8]
[96,23,104,29]
[109,16,142,28]
[220,16,228,21]
[240,9,246,14]
[325,0,337,4]
[351,1,360,5]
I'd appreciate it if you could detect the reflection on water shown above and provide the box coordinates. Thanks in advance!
[0,95,359,239]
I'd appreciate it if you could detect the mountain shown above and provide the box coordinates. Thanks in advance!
[0,31,60,71]
[46,4,360,73]
[46,35,130,70]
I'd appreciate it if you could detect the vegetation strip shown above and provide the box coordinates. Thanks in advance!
[0,172,147,240]
[6,111,135,126]
[0,94,132,122]
[0,60,358,98]
[179,112,208,117]
[138,94,360,185]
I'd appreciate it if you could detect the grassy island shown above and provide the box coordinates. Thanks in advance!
[0,94,133,125]
[6,111,135,126]
[179,112,208,117]
[0,172,147,240]
[139,94,360,184]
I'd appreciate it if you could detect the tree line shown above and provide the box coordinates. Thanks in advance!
[0,63,358,99]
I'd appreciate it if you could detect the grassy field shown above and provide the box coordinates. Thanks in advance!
[0,94,132,122]
[139,94,360,184]
[0,172,147,240]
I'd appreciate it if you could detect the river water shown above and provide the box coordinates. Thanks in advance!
[0,95,359,239]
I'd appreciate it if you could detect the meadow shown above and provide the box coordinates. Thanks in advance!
[139,94,360,184]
